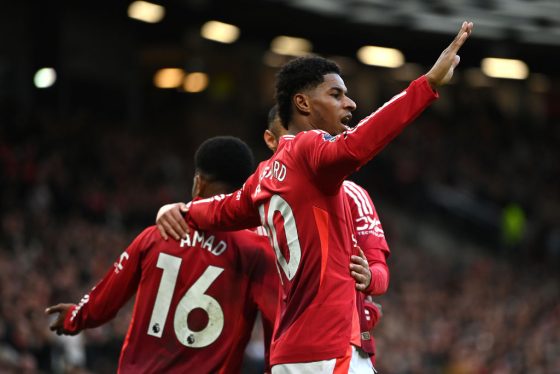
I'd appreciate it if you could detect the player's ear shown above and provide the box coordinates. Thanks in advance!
[263,130,278,152]
[192,173,204,198]
[293,93,311,116]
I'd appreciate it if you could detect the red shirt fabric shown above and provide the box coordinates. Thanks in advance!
[343,180,389,363]
[64,225,279,374]
[186,76,437,365]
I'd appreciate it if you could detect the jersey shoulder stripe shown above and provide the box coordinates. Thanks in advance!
[343,181,373,215]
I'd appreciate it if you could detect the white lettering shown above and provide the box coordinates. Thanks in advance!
[179,231,227,256]
[273,161,287,181]
[211,241,227,256]
[259,162,287,184]
[71,294,90,321]
[113,252,130,274]
[193,230,205,246]
[202,235,215,251]
[180,235,191,247]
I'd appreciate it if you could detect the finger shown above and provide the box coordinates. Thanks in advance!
[45,304,63,315]
[351,271,366,283]
[157,223,169,241]
[50,318,63,331]
[50,324,60,332]
[161,220,181,241]
[178,203,188,212]
[358,248,368,260]
[450,22,473,53]
[167,208,186,233]
[350,255,368,267]
[349,264,368,274]
[170,208,189,236]
[452,55,461,69]
[448,21,466,47]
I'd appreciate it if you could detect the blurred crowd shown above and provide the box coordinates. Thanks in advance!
[0,65,559,373]
[374,223,560,373]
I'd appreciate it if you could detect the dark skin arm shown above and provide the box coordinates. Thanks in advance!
[155,203,372,289]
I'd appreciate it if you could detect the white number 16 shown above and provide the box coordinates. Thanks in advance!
[147,253,224,348]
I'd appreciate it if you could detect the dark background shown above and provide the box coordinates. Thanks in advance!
[0,0,559,372]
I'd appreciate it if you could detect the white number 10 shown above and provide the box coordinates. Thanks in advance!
[259,195,301,280]
[147,253,224,348]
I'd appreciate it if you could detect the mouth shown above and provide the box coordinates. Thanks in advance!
[340,114,352,126]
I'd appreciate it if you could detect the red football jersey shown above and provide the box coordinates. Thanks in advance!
[63,225,279,374]
[185,76,437,365]
[343,180,390,364]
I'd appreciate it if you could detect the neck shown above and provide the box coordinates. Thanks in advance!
[199,182,230,199]
[287,118,315,136]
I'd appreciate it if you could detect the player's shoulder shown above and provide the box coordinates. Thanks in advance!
[277,130,334,158]
[296,129,331,141]
[279,130,331,145]
[124,225,164,255]
[342,180,375,212]
[343,180,367,194]
[134,225,165,245]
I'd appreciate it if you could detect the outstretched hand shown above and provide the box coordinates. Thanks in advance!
[350,247,371,292]
[45,303,78,336]
[425,21,474,87]
[156,202,189,240]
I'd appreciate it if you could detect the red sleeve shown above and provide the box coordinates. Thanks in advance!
[343,181,390,296]
[253,246,279,372]
[186,173,261,232]
[363,299,382,331]
[63,228,151,333]
[301,76,438,189]
[240,232,279,372]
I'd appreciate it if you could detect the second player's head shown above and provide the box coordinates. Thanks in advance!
[193,136,254,198]
[263,105,288,153]
[275,56,356,136]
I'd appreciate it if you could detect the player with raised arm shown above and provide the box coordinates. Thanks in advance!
[159,22,472,373]
[46,137,279,373]
[264,106,388,364]
[158,106,387,363]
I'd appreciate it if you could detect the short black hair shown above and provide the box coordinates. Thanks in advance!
[275,56,340,129]
[194,136,254,191]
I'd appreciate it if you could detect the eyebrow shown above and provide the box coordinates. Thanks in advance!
[330,87,348,94]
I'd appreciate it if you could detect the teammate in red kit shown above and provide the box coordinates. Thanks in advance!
[45,136,279,374]
[159,22,472,373]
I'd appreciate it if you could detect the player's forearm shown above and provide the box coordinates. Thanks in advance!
[187,193,260,231]
[346,75,438,163]
[366,262,389,296]
[63,294,119,332]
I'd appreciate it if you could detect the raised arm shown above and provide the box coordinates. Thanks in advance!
[307,22,474,188]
